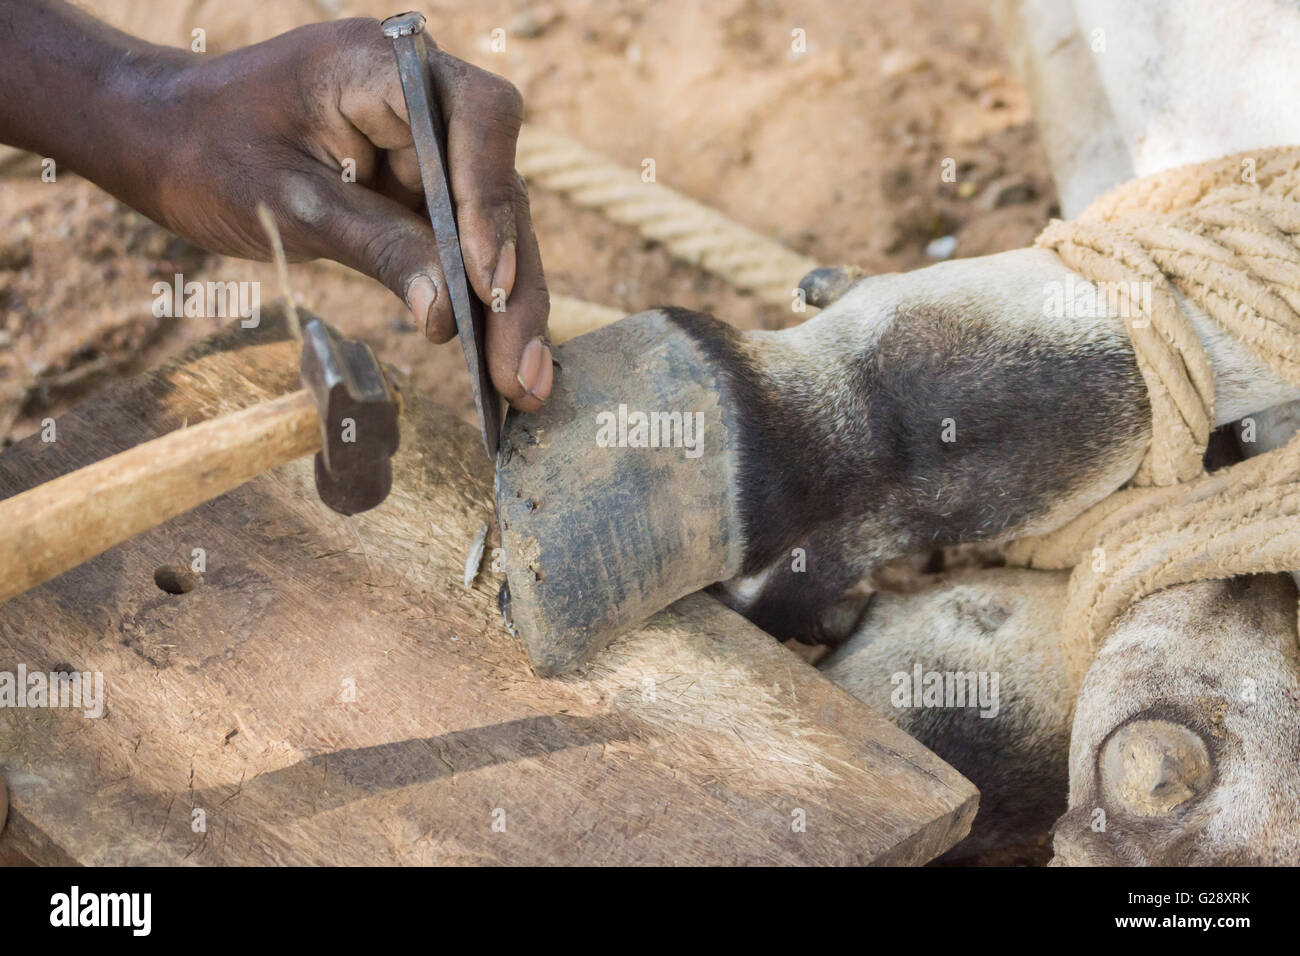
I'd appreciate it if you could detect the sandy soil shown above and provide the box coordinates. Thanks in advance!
[0,0,1056,443]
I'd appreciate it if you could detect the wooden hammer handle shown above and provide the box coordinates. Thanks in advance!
[0,388,321,604]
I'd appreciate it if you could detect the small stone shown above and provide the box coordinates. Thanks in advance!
[510,12,543,38]
[981,177,1038,210]
[995,181,1037,207]
[926,235,958,260]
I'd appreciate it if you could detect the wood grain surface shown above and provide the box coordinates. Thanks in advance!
[0,309,976,865]
[0,387,319,604]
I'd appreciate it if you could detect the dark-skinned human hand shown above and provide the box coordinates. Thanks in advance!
[0,3,553,410]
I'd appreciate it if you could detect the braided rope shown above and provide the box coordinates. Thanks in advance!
[1008,146,1300,688]
[516,125,819,308]
[548,294,623,343]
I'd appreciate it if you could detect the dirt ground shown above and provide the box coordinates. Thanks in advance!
[0,0,1056,443]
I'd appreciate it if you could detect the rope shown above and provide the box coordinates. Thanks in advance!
[1006,146,1300,689]
[516,125,819,308]
[548,294,623,343]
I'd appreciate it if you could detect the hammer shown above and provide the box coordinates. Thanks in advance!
[0,316,400,604]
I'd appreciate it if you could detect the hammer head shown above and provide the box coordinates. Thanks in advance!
[300,318,401,515]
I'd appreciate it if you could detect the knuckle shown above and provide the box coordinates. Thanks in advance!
[493,78,526,119]
[458,174,525,222]
[470,74,525,127]
[511,172,533,209]
[461,192,515,227]
[268,173,331,255]
[530,280,551,321]
[358,224,418,286]
[335,17,386,56]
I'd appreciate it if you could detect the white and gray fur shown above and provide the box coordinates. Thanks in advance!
[666,248,1297,642]
[821,568,1073,862]
[1053,575,1300,866]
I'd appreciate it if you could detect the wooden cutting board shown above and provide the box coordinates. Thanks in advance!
[0,309,976,865]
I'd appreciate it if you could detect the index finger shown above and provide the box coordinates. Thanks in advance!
[428,50,528,307]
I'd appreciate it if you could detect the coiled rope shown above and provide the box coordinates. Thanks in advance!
[516,125,819,309]
[1004,147,1300,689]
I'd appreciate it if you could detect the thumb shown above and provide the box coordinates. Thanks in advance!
[318,180,455,343]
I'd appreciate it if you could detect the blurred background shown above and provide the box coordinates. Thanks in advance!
[0,0,1057,444]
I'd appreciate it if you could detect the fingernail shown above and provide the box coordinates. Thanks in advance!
[491,242,516,301]
[516,336,553,402]
[406,275,438,333]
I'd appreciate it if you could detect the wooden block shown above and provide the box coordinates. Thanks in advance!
[0,310,976,865]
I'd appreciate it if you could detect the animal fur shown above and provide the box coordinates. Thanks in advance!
[820,569,1072,860]
[1053,575,1300,865]
[666,249,1298,641]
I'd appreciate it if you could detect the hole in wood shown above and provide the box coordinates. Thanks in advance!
[154,565,197,595]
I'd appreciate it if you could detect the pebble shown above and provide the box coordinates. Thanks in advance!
[926,235,958,260]
[980,177,1038,210]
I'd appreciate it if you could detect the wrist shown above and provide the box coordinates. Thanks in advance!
[0,0,197,217]
[85,45,197,225]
